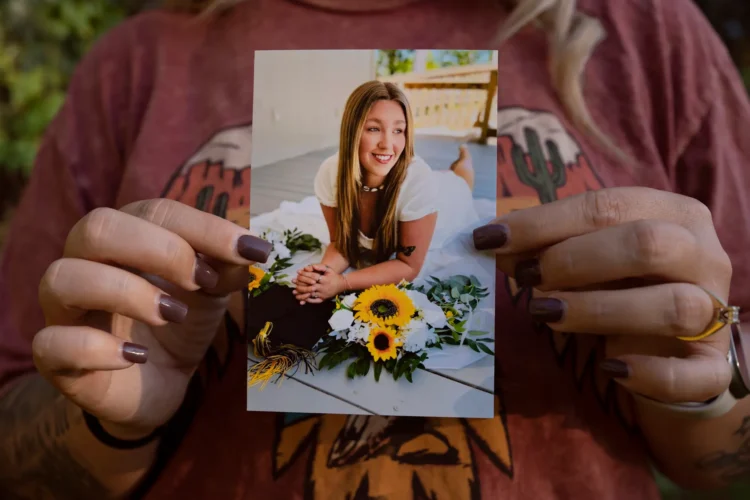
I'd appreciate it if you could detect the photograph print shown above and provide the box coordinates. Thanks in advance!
[246,49,499,418]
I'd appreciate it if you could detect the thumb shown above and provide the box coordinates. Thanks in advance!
[602,350,732,404]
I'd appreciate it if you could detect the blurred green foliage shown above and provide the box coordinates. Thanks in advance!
[376,50,494,77]
[0,0,129,177]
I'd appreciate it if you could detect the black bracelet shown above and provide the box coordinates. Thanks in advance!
[82,410,162,450]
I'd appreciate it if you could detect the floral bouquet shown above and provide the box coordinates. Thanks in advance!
[315,275,494,383]
[247,228,322,297]
[246,228,493,388]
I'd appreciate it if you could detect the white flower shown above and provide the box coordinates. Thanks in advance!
[341,293,357,309]
[329,309,354,331]
[405,317,428,332]
[272,243,291,261]
[406,290,447,328]
[262,230,284,246]
[330,329,348,340]
[348,320,371,343]
[402,320,437,353]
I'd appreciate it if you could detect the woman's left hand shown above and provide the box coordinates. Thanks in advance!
[292,264,346,304]
[473,187,735,404]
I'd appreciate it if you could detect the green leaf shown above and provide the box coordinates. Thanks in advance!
[357,357,370,377]
[459,293,473,303]
[405,370,413,383]
[346,361,358,379]
[468,330,486,336]
[477,343,495,355]
[451,287,460,299]
[374,361,383,382]
[467,340,480,352]
[318,353,331,370]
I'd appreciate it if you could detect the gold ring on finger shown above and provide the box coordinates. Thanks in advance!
[678,286,741,342]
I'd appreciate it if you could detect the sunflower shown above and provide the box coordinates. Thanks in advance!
[354,284,416,327]
[366,326,401,362]
[248,265,266,291]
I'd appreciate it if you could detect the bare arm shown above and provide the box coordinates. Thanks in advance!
[634,328,750,490]
[342,212,437,290]
[294,211,438,301]
[0,374,159,500]
[317,204,351,274]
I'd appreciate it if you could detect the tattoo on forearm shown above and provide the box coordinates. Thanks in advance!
[695,416,750,483]
[397,245,416,257]
[0,375,111,499]
[735,416,750,438]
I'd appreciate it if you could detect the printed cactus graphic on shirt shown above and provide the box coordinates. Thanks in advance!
[511,127,566,204]
[496,108,607,214]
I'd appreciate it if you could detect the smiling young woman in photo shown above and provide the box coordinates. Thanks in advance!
[291,80,476,304]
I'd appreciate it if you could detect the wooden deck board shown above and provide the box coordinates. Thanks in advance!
[251,136,496,216]
[248,351,494,418]
[247,360,371,415]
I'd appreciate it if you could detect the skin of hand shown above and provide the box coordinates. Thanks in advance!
[473,187,734,404]
[292,264,348,304]
[32,199,272,435]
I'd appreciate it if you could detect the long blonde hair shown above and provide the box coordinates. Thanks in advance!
[336,81,414,268]
[166,0,611,153]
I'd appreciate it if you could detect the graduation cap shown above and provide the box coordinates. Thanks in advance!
[246,284,336,388]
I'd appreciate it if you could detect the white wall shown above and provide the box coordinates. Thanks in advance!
[251,50,377,168]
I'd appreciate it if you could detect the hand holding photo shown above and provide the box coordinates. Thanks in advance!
[247,49,498,418]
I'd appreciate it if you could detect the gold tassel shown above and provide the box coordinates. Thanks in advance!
[248,322,318,390]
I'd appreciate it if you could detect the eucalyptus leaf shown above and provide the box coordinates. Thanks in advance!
[478,343,495,355]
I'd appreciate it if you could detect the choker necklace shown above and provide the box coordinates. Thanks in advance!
[362,185,382,192]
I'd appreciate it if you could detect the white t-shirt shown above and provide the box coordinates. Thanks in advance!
[313,152,439,250]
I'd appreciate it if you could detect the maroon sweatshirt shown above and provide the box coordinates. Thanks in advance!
[2,0,750,498]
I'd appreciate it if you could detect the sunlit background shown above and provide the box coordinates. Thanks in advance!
[0,2,748,498]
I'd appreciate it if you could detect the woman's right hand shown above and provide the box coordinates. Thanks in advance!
[31,199,272,437]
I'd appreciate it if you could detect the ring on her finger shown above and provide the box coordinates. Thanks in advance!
[316,275,321,283]
[312,292,318,298]
[678,286,741,342]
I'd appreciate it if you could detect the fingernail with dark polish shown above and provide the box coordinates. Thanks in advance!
[529,298,566,323]
[515,259,541,288]
[194,259,220,289]
[238,235,273,263]
[599,359,630,378]
[473,223,509,250]
[122,343,149,364]
[159,295,188,323]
